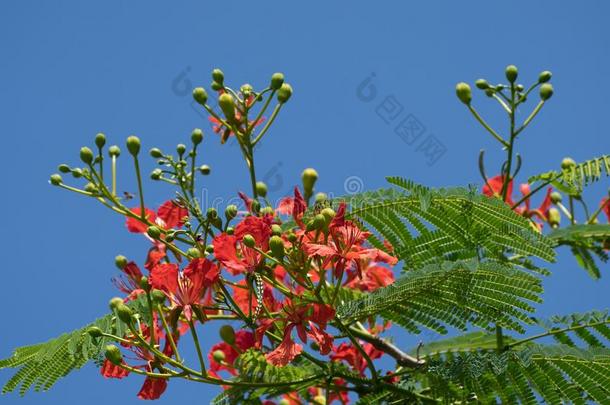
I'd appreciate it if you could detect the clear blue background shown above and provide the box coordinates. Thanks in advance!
[1,1,609,403]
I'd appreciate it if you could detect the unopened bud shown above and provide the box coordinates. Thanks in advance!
[115,303,133,324]
[240,84,253,97]
[302,168,319,198]
[87,326,103,338]
[270,73,284,90]
[126,136,141,156]
[538,71,552,83]
[80,147,94,164]
[242,234,256,248]
[151,289,166,304]
[271,224,282,236]
[50,174,63,186]
[71,168,83,178]
[108,145,121,157]
[187,247,201,258]
[287,232,297,243]
[260,206,274,216]
[146,226,162,240]
[212,350,226,363]
[212,68,224,85]
[312,214,326,230]
[105,345,123,365]
[219,325,235,345]
[226,227,234,235]
[95,133,106,148]
[58,164,71,173]
[505,65,518,83]
[150,168,162,180]
[191,128,204,145]
[455,82,472,105]
[109,297,123,311]
[561,157,576,170]
[84,182,98,193]
[207,207,218,219]
[256,181,268,198]
[193,87,208,105]
[313,395,326,405]
[218,93,236,121]
[269,235,285,259]
[176,144,186,155]
[550,192,562,204]
[139,276,150,291]
[115,255,128,269]
[315,192,328,202]
[539,83,553,101]
[199,164,211,175]
[211,81,223,91]
[548,207,561,228]
[321,207,336,224]
[225,204,238,220]
[149,148,163,158]
[475,79,489,90]
[277,83,293,103]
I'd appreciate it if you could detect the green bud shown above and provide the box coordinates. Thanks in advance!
[71,168,83,178]
[312,214,326,230]
[240,83,253,97]
[211,81,223,91]
[219,325,235,345]
[199,164,211,175]
[302,168,319,198]
[277,83,293,103]
[225,204,238,220]
[105,345,123,365]
[539,83,553,101]
[561,157,576,170]
[146,226,162,240]
[149,148,163,158]
[212,68,224,85]
[251,199,260,213]
[108,145,121,157]
[80,147,94,164]
[475,79,489,90]
[315,192,328,202]
[242,234,256,248]
[270,73,284,90]
[191,128,204,145]
[109,297,123,311]
[151,289,166,304]
[550,191,562,204]
[150,168,162,180]
[49,174,63,186]
[139,276,150,291]
[485,88,494,97]
[269,235,285,259]
[256,181,268,198]
[260,206,274,216]
[218,93,236,121]
[538,71,552,83]
[205,244,214,254]
[212,350,226,363]
[115,255,128,269]
[278,400,291,405]
[271,224,282,236]
[321,207,336,224]
[505,65,518,83]
[287,232,297,243]
[84,182,98,193]
[193,87,208,105]
[126,136,141,156]
[313,395,326,405]
[226,227,234,235]
[207,207,218,219]
[455,82,472,105]
[187,247,201,258]
[548,207,561,228]
[95,133,106,148]
[176,143,187,155]
[87,326,103,338]
[516,84,524,92]
[115,303,133,324]
[58,164,71,173]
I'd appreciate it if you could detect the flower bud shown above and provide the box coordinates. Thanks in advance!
[95,133,106,148]
[187,247,201,258]
[242,234,256,248]
[505,65,518,83]
[205,244,214,254]
[211,81,223,91]
[315,192,328,203]
[302,168,319,198]
[147,226,162,240]
[80,147,94,164]
[485,89,494,97]
[550,192,562,204]
[84,183,98,193]
[313,214,326,230]
[108,145,121,157]
[139,276,150,291]
[151,289,166,304]
[539,83,553,101]
[191,128,204,145]
[58,164,71,173]
[207,207,218,219]
[87,326,104,338]
[538,71,552,83]
[278,400,291,405]
[193,87,208,105]
[109,297,123,311]
[212,68,224,85]
[277,83,293,103]
[287,232,297,243]
[271,224,282,236]
[313,395,326,405]
[71,168,83,178]
[251,199,261,214]
[269,235,285,259]
[150,168,162,180]
[321,207,336,224]
[115,303,133,324]
[516,84,524,92]
[260,206,274,216]
[218,93,236,121]
[105,345,123,365]
[176,143,187,155]
[149,148,163,158]
[455,82,472,105]
[226,227,234,235]
[115,255,128,269]
[49,174,63,186]
[240,84,253,97]
[475,79,489,90]
[199,164,211,175]
[270,73,284,90]
[126,136,141,156]
[548,207,561,228]
[212,350,226,363]
[225,204,238,220]
[561,157,576,170]
[256,181,268,198]
[219,325,236,345]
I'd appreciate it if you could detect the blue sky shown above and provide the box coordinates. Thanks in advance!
[1,1,609,404]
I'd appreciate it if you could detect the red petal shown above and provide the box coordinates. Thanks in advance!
[149,263,179,293]
[125,207,156,233]
[213,233,248,275]
[137,376,168,400]
[602,198,610,222]
[266,331,303,367]
[100,360,129,379]
[157,200,188,229]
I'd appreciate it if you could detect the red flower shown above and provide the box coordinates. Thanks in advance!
[232,279,283,315]
[601,197,610,222]
[149,258,219,322]
[126,200,188,234]
[208,330,255,377]
[482,175,515,204]
[344,261,395,292]
[263,301,335,366]
[112,261,145,301]
[276,187,307,226]
[331,342,384,376]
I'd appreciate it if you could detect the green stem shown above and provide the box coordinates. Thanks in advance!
[156,304,181,362]
[515,100,545,136]
[133,156,146,219]
[252,103,282,146]
[188,319,207,376]
[468,105,509,147]
[111,155,117,196]
[506,320,610,349]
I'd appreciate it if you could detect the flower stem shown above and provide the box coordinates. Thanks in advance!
[188,319,207,376]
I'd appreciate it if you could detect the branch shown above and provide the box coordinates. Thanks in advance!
[348,326,426,368]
